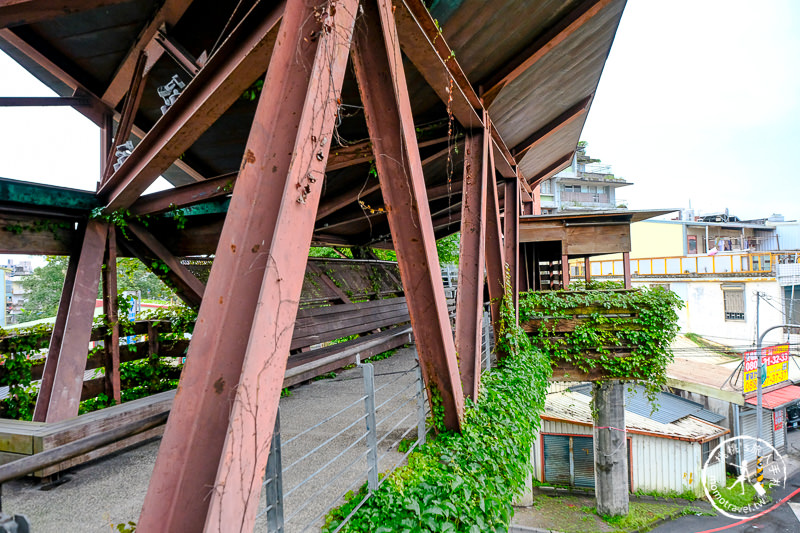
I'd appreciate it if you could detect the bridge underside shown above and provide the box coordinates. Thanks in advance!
[0,0,626,529]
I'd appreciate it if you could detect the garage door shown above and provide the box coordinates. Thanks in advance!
[543,434,595,488]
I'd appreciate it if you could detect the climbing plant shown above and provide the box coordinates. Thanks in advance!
[324,269,551,532]
[519,286,683,398]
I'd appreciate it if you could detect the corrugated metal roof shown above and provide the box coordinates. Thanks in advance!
[546,391,727,442]
[745,385,800,410]
[572,383,725,424]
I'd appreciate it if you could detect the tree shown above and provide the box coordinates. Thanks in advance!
[19,256,69,321]
[18,257,175,322]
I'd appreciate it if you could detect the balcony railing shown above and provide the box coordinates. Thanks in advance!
[560,191,610,204]
[579,252,789,278]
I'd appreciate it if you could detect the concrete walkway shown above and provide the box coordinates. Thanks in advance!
[3,346,423,532]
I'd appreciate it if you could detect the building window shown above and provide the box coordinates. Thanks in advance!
[702,437,721,465]
[563,185,580,193]
[540,179,552,194]
[722,283,745,321]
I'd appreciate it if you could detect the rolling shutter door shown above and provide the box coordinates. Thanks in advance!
[572,436,595,488]
[543,435,570,485]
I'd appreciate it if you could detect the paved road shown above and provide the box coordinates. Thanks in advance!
[654,470,800,532]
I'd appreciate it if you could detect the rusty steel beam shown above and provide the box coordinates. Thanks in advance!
[102,229,121,403]
[319,137,455,220]
[585,257,591,283]
[101,51,148,185]
[31,240,80,422]
[394,0,527,192]
[480,0,615,107]
[35,220,108,423]
[0,0,129,29]
[154,28,201,76]
[97,2,283,211]
[528,151,575,189]
[513,96,592,158]
[484,132,504,341]
[0,29,108,126]
[125,221,205,308]
[561,254,570,289]
[0,29,207,184]
[353,0,464,431]
[455,127,488,400]
[101,0,194,107]
[138,0,355,529]
[504,177,520,320]
[129,173,236,216]
[0,95,91,106]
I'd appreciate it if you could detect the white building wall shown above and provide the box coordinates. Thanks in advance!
[631,434,724,497]
[632,279,785,345]
[534,420,725,497]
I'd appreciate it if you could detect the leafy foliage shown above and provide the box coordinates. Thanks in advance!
[18,257,175,322]
[324,270,551,532]
[519,286,683,397]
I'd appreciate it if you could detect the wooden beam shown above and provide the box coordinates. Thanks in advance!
[512,95,592,157]
[97,1,283,211]
[455,126,488,400]
[128,173,236,216]
[0,0,129,29]
[138,0,356,529]
[101,0,195,107]
[353,0,464,431]
[480,0,615,107]
[528,151,575,189]
[125,221,205,308]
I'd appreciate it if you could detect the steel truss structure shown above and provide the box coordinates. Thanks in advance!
[0,0,626,529]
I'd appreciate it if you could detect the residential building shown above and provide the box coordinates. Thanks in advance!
[581,217,797,349]
[1,266,9,328]
[5,260,33,325]
[538,143,631,214]
[535,385,728,496]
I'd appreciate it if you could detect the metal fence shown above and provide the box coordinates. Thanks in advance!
[256,311,495,532]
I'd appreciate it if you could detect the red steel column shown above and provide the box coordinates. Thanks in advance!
[352,0,464,431]
[504,178,520,318]
[584,257,591,283]
[484,126,504,345]
[102,229,121,404]
[455,128,488,400]
[561,254,570,289]
[623,251,632,289]
[36,220,108,422]
[139,1,359,530]
[32,237,81,422]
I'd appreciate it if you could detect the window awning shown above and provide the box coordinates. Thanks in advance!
[745,385,800,410]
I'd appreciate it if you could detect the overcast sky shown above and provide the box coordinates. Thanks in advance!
[581,0,800,221]
[0,0,798,224]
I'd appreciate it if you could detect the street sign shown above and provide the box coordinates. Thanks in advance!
[744,344,789,393]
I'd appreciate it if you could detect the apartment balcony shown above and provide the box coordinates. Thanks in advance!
[580,251,781,279]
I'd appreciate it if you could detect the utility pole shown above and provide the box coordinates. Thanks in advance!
[755,292,763,488]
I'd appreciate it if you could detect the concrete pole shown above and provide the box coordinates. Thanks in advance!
[593,381,629,517]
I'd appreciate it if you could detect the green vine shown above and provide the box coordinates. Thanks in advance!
[324,267,551,532]
[519,285,683,402]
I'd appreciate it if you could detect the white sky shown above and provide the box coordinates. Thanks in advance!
[580,0,800,221]
[0,0,798,232]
